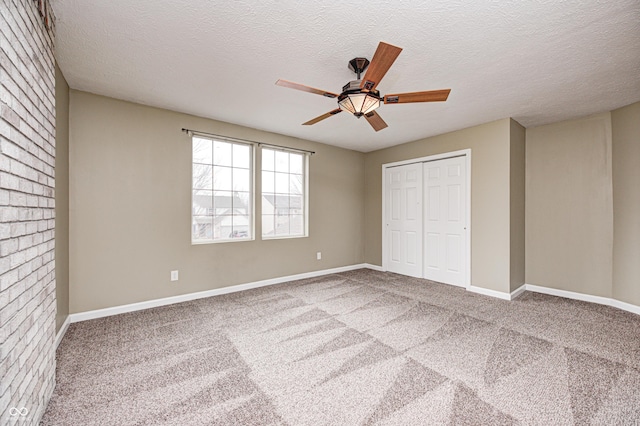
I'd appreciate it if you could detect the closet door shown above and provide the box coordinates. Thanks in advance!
[385,163,423,278]
[423,156,467,286]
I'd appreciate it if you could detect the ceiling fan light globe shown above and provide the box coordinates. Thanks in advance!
[362,95,381,114]
[338,96,356,114]
[350,93,367,113]
[338,92,381,116]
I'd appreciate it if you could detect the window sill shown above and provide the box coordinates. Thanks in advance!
[262,234,308,241]
[191,237,255,245]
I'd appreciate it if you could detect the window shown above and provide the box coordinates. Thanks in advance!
[261,148,308,238]
[192,136,253,243]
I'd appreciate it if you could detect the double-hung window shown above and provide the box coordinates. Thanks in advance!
[261,148,308,238]
[191,136,253,243]
[191,132,308,243]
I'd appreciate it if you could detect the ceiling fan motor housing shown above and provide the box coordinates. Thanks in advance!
[341,80,364,93]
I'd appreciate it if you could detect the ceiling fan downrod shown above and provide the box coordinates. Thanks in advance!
[348,57,370,80]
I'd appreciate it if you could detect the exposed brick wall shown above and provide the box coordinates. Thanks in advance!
[0,0,57,424]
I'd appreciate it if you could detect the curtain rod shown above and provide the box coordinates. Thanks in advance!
[181,128,315,155]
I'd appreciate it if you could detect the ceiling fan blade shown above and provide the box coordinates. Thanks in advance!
[360,42,403,91]
[276,79,339,98]
[302,108,342,125]
[364,111,388,132]
[384,89,451,104]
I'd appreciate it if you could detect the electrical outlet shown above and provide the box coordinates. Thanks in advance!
[316,252,322,260]
[170,270,179,281]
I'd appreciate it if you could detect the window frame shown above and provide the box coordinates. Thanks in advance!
[191,135,255,245]
[260,147,309,240]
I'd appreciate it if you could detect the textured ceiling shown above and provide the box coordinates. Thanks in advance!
[52,0,640,152]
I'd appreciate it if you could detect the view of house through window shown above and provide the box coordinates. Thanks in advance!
[261,148,307,238]
[192,136,253,243]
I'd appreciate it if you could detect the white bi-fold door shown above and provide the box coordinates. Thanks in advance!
[423,156,467,287]
[384,154,468,287]
[385,162,423,278]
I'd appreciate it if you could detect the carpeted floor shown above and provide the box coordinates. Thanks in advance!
[42,269,640,425]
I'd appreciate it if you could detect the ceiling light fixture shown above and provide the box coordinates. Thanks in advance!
[337,58,382,117]
[275,41,451,132]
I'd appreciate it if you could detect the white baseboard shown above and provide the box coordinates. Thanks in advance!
[463,283,639,315]
[69,263,372,323]
[510,284,527,300]
[55,315,70,349]
[364,263,384,272]
[65,265,640,327]
[610,298,640,316]
[467,285,512,300]
[524,283,640,316]
[524,284,610,305]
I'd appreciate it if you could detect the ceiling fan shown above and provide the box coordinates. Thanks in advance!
[275,41,451,132]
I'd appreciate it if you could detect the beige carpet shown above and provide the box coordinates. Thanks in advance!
[42,269,640,425]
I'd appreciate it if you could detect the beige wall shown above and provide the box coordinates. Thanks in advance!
[611,101,640,306]
[364,118,513,293]
[509,119,526,292]
[68,91,365,313]
[526,113,614,297]
[66,90,640,312]
[55,64,70,331]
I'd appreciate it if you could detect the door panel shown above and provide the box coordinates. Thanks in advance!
[406,168,419,182]
[406,232,418,265]
[406,187,418,220]
[427,186,440,221]
[390,170,401,184]
[448,184,461,221]
[391,188,401,220]
[424,156,467,286]
[391,230,401,262]
[385,163,423,277]
[426,232,439,268]
[446,233,461,272]
[428,167,440,180]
